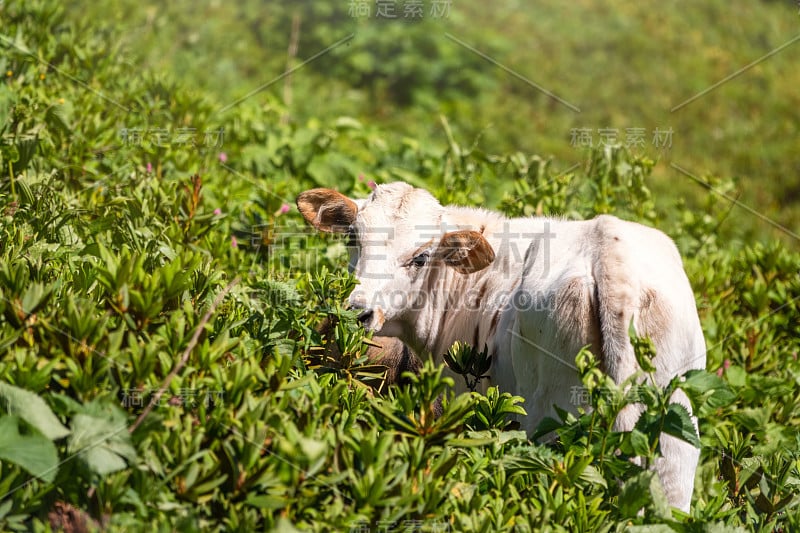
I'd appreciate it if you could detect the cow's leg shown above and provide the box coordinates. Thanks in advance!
[609,385,700,511]
[614,385,698,513]
[653,388,699,513]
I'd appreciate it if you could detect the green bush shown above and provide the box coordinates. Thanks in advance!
[1,2,799,531]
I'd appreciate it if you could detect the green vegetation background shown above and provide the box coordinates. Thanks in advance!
[105,0,800,244]
[0,0,799,531]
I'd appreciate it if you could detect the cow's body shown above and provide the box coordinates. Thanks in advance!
[298,182,706,511]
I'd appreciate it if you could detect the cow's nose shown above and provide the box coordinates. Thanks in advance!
[357,309,374,327]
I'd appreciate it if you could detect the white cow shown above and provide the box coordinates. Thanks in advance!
[297,182,706,511]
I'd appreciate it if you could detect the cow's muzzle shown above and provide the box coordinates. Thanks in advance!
[349,303,386,332]
[357,308,374,327]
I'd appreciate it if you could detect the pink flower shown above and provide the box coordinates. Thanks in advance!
[218,152,228,163]
[358,173,365,182]
[368,180,377,190]
[214,208,222,215]
[146,162,152,173]
[231,236,238,248]
[279,203,290,214]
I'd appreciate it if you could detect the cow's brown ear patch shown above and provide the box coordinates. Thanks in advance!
[436,230,495,274]
[296,188,358,233]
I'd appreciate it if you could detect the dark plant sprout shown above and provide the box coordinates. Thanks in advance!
[442,341,492,392]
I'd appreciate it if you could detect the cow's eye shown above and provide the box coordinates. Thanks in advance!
[410,252,429,268]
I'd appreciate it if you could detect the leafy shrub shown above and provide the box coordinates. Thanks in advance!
[1,2,799,531]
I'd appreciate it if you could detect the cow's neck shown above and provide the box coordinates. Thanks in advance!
[403,210,557,361]
[407,262,503,362]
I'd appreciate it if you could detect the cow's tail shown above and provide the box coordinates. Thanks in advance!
[593,255,641,389]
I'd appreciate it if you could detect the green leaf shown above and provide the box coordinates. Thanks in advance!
[498,430,529,445]
[297,436,327,461]
[679,369,736,409]
[0,416,59,483]
[0,382,70,440]
[246,494,288,510]
[273,518,305,533]
[68,401,136,476]
[629,428,652,457]
[449,436,497,447]
[629,320,656,373]
[578,465,608,489]
[662,403,701,448]
[44,105,71,139]
[15,177,35,205]
[618,470,657,518]
[626,526,677,533]
[334,116,362,130]
[532,416,565,440]
[725,365,747,388]
[0,498,13,520]
[20,282,54,317]
[373,402,418,435]
[681,369,726,393]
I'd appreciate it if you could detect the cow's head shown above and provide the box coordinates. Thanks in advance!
[297,182,495,336]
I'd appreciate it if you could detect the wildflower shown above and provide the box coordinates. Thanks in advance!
[368,180,377,190]
[218,152,228,163]
[275,203,290,216]
[231,236,238,248]
[146,162,153,173]
[358,173,365,182]
[213,208,222,215]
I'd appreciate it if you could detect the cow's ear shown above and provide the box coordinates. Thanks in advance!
[436,230,495,274]
[296,188,358,233]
